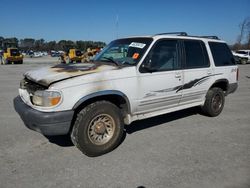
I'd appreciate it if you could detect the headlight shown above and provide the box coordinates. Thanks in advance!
[31,90,61,107]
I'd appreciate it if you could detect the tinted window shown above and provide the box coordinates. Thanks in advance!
[142,40,180,72]
[209,42,235,66]
[184,40,209,69]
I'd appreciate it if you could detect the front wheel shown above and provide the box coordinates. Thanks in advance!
[241,59,247,64]
[201,87,225,117]
[71,101,124,157]
[17,60,23,64]
[65,57,72,64]
[2,58,8,64]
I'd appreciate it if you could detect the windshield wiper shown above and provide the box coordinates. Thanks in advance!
[101,57,120,66]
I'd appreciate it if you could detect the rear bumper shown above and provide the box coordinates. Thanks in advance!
[227,83,238,95]
[13,96,74,136]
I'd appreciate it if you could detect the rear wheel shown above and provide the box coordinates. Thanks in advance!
[16,60,23,64]
[201,87,225,117]
[65,57,71,64]
[71,101,124,157]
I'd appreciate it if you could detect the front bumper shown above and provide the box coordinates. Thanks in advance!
[6,57,23,61]
[13,96,74,136]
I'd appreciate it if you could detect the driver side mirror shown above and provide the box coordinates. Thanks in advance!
[141,58,155,73]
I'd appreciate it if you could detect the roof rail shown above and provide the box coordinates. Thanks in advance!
[155,32,188,36]
[154,33,220,40]
[199,36,220,40]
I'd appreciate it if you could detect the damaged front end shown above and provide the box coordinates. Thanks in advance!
[14,77,73,136]
[19,78,62,108]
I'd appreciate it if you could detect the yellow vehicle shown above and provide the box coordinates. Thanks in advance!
[82,48,100,62]
[1,48,23,64]
[60,49,83,64]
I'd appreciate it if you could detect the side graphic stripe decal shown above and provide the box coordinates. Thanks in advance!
[149,73,223,95]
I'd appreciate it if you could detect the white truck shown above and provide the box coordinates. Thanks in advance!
[14,32,238,156]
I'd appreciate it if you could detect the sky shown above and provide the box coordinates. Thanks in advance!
[0,0,249,44]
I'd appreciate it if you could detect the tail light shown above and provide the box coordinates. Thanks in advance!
[236,68,239,81]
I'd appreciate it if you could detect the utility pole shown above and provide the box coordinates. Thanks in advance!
[115,14,119,39]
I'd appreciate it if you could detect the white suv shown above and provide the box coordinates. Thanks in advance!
[14,32,238,156]
[233,50,250,64]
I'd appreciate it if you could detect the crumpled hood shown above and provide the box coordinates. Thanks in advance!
[24,63,118,87]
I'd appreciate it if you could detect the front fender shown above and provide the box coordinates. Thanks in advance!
[73,90,131,113]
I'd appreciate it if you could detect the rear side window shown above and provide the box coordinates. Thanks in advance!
[184,40,209,69]
[209,42,235,66]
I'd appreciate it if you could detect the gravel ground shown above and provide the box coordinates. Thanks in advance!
[0,58,249,188]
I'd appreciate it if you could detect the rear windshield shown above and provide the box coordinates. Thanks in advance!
[209,42,235,66]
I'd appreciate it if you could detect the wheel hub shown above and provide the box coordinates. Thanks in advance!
[212,94,222,111]
[94,122,106,135]
[88,114,115,145]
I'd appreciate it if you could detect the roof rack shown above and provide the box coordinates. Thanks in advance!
[155,32,188,36]
[198,36,220,40]
[154,32,220,40]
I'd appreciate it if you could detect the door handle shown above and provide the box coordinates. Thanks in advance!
[175,73,181,78]
[207,70,212,75]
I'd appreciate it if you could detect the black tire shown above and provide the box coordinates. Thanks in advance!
[16,60,23,64]
[201,87,225,117]
[241,59,247,65]
[71,101,124,157]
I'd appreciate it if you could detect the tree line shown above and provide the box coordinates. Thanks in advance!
[231,17,250,50]
[0,37,106,52]
[1,17,250,52]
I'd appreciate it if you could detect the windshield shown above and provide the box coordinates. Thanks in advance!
[10,49,20,56]
[76,50,82,56]
[236,51,248,55]
[94,37,153,65]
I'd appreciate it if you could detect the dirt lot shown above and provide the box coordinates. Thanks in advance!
[0,57,249,188]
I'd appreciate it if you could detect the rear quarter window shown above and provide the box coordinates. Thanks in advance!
[209,42,235,66]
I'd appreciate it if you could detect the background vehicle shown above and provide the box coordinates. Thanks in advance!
[33,51,43,58]
[81,48,101,62]
[50,50,61,57]
[232,50,250,64]
[60,49,83,63]
[28,50,34,57]
[1,48,23,64]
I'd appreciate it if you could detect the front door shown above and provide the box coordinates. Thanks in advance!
[136,39,183,114]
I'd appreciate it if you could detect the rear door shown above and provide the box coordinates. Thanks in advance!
[180,40,213,105]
